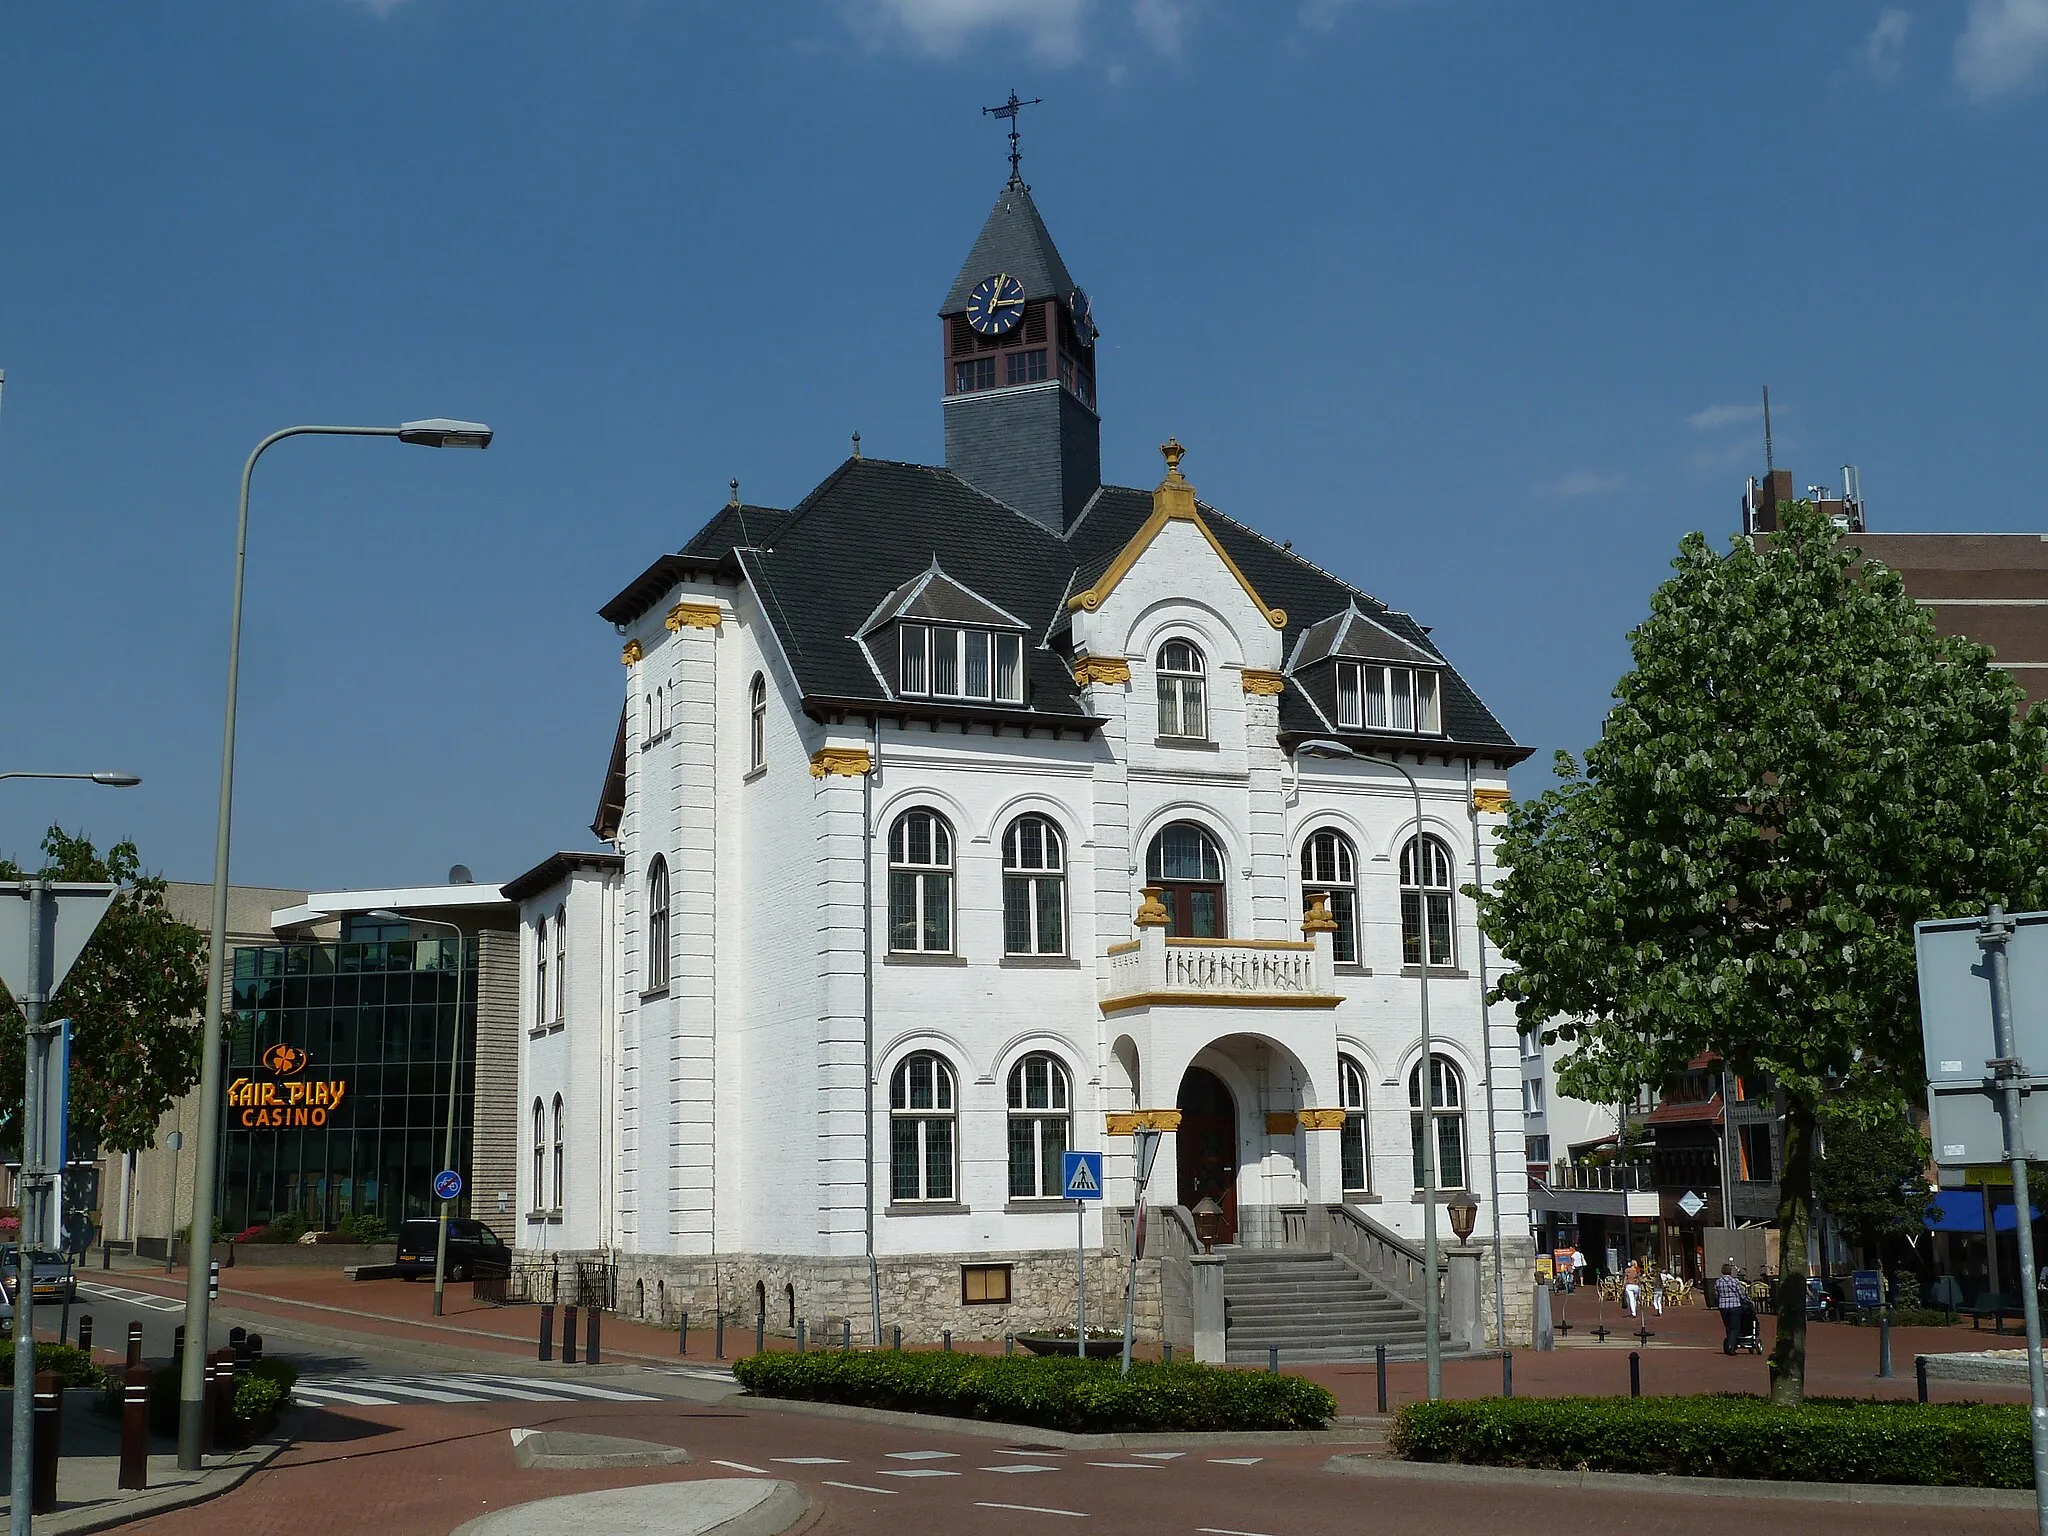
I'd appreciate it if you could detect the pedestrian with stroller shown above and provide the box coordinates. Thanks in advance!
[1714,1258,1748,1354]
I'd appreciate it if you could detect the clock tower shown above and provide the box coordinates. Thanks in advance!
[940,173,1102,534]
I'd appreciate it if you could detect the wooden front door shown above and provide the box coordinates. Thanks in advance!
[1159,883,1225,938]
[1177,1067,1238,1246]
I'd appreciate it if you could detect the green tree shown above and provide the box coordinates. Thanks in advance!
[0,828,210,1154]
[1812,1101,1936,1268]
[1477,501,2048,1403]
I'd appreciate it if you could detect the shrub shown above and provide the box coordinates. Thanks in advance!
[730,1349,1335,1434]
[246,1213,307,1244]
[336,1210,391,1246]
[249,1357,298,1396]
[35,1343,104,1390]
[233,1375,283,1425]
[1389,1395,2031,1487]
[1892,1271,1923,1310]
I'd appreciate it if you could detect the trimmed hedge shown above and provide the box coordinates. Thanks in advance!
[731,1349,1336,1433]
[1391,1395,2031,1487]
[35,1343,105,1390]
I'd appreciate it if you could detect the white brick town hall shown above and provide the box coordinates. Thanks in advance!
[508,161,1533,1354]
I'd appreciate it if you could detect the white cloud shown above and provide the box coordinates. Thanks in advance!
[1541,470,1628,499]
[1955,0,2048,99]
[1865,7,1910,81]
[1132,0,1193,55]
[851,0,1088,62]
[1687,402,1762,432]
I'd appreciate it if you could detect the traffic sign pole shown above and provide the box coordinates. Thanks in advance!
[1060,1151,1104,1361]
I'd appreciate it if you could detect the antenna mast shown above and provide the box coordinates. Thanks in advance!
[1762,384,1774,473]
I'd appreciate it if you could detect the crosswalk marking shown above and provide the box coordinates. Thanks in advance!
[452,1374,656,1403]
[877,1468,960,1479]
[981,1464,1060,1474]
[343,1379,489,1404]
[294,1371,662,1409]
[975,1502,1089,1518]
[1130,1451,1184,1460]
[1206,1457,1264,1466]
[886,1450,959,1460]
[294,1384,403,1407]
[772,1457,848,1466]
[823,1480,897,1496]
[712,1459,770,1475]
[77,1282,183,1314]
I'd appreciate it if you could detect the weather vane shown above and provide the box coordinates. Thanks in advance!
[983,89,1043,185]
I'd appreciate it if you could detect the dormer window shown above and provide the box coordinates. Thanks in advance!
[1336,661,1441,734]
[898,623,1025,704]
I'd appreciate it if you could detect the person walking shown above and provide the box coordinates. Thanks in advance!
[1624,1259,1643,1317]
[1714,1259,1748,1354]
[1569,1248,1588,1292]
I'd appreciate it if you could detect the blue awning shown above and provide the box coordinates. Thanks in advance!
[1927,1190,2042,1232]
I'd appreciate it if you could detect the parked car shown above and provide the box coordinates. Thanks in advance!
[395,1218,506,1281]
[0,1247,76,1305]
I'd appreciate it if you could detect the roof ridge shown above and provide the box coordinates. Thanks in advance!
[1198,502,1389,615]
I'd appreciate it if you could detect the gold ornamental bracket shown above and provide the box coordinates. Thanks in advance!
[1297,1108,1348,1132]
[1066,440,1287,631]
[621,639,644,666]
[665,598,724,632]
[1472,787,1512,815]
[1301,892,1339,935]
[1134,885,1170,928]
[809,746,873,778]
[1106,1109,1182,1136]
[1241,668,1286,697]
[1073,654,1133,687]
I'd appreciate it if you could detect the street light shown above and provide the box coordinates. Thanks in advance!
[1447,1189,1479,1246]
[178,419,492,1471]
[366,910,468,1318]
[1292,737,1446,1401]
[0,772,141,786]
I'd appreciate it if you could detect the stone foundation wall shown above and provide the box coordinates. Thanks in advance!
[527,1247,1163,1345]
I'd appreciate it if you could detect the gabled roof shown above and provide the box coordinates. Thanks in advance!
[1289,603,1441,670]
[599,502,789,627]
[941,179,1079,314]
[592,703,626,841]
[858,560,1028,636]
[503,849,625,904]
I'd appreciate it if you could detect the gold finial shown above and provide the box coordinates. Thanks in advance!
[1161,438,1185,478]
[1134,885,1171,928]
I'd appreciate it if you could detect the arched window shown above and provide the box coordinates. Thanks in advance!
[749,673,767,773]
[534,913,549,1028]
[553,903,566,1023]
[1007,1053,1072,1198]
[1408,1054,1466,1190]
[1302,829,1359,965]
[1146,821,1226,938]
[551,1094,565,1209]
[1002,815,1066,955]
[645,855,671,991]
[1156,639,1207,739]
[889,1052,957,1202]
[888,810,954,954]
[530,1099,545,1210]
[1399,834,1456,968]
[1340,1056,1371,1194]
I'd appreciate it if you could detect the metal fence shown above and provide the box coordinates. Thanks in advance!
[472,1258,616,1310]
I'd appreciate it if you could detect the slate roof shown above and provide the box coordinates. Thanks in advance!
[940,179,1079,314]
[600,458,1524,758]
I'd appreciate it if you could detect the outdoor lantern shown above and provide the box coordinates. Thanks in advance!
[1192,1196,1223,1253]
[1447,1189,1479,1245]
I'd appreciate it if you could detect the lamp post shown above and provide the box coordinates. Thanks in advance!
[178,420,491,1471]
[367,910,467,1318]
[1292,738,1445,1401]
[0,772,142,786]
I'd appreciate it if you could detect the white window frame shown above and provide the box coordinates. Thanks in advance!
[645,855,671,991]
[1006,1053,1072,1198]
[1156,639,1208,740]
[1399,834,1457,969]
[1338,661,1442,734]
[550,1093,565,1211]
[1001,815,1067,955]
[888,810,955,954]
[898,623,1025,704]
[534,914,548,1029]
[1339,1055,1371,1195]
[1301,829,1359,965]
[553,902,566,1024]
[889,1052,958,1203]
[749,673,767,773]
[1409,1054,1467,1190]
[530,1099,545,1212]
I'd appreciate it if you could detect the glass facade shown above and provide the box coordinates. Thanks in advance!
[223,936,476,1232]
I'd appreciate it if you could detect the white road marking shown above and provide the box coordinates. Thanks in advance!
[877,1468,961,1478]
[77,1283,184,1314]
[451,1374,657,1402]
[823,1480,898,1496]
[292,1384,399,1407]
[982,1464,1060,1474]
[712,1459,771,1475]
[1086,1461,1160,1469]
[995,1447,1066,1457]
[1206,1457,1264,1466]
[975,1502,1089,1518]
[1198,1528,1283,1535]
[886,1450,960,1460]
[429,1378,576,1402]
[1130,1451,1184,1460]
[343,1380,488,1404]
[772,1457,848,1465]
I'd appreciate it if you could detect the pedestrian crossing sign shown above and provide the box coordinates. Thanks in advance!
[1061,1150,1104,1201]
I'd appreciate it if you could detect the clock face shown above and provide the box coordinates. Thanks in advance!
[966,272,1027,337]
[1068,287,1095,346]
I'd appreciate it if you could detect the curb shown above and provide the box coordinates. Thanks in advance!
[737,1395,1382,1449]
[1324,1452,2035,1509]
[35,1438,289,1536]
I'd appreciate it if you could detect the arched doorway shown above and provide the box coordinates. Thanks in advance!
[1177,1067,1238,1246]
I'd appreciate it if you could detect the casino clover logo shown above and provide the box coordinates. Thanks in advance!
[261,1043,309,1076]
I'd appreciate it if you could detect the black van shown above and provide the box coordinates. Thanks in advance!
[395,1218,506,1280]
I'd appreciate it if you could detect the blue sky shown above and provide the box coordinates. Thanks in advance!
[4,1,2046,891]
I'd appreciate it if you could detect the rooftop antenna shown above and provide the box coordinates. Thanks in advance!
[1762,384,1774,473]
[851,430,862,461]
[730,476,755,548]
[983,89,1043,186]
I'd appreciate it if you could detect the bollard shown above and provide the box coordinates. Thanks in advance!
[1268,1345,1279,1375]
[126,1321,143,1370]
[212,1349,239,1451]
[844,1319,852,1353]
[78,1314,93,1356]
[1163,1341,1173,1364]
[1376,1343,1388,1414]
[173,1324,186,1361]
[539,1303,555,1362]
[892,1325,901,1352]
[102,1241,111,1272]
[229,1326,247,1354]
[118,1365,150,1490]
[715,1312,725,1360]
[1005,1333,1014,1357]
[563,1304,580,1364]
[60,1300,69,1345]
[209,1258,219,1301]
[1917,1355,1930,1404]
[942,1330,952,1353]
[33,1369,61,1513]
[755,1313,765,1356]
[1878,1310,1893,1379]
[248,1333,263,1363]
[586,1308,601,1365]
[1629,1350,1641,1398]
[680,1310,689,1356]
[796,1319,806,1354]
[1503,1350,1514,1399]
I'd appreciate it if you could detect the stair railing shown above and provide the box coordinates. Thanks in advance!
[1326,1202,1441,1314]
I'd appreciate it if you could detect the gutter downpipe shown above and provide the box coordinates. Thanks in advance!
[865,715,882,1344]
[1467,757,1509,1353]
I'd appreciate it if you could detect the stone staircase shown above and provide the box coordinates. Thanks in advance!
[1221,1249,1449,1364]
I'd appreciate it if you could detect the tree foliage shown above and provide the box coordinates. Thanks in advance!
[1476,502,2048,1402]
[1813,1102,1937,1259]
[0,828,210,1155]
